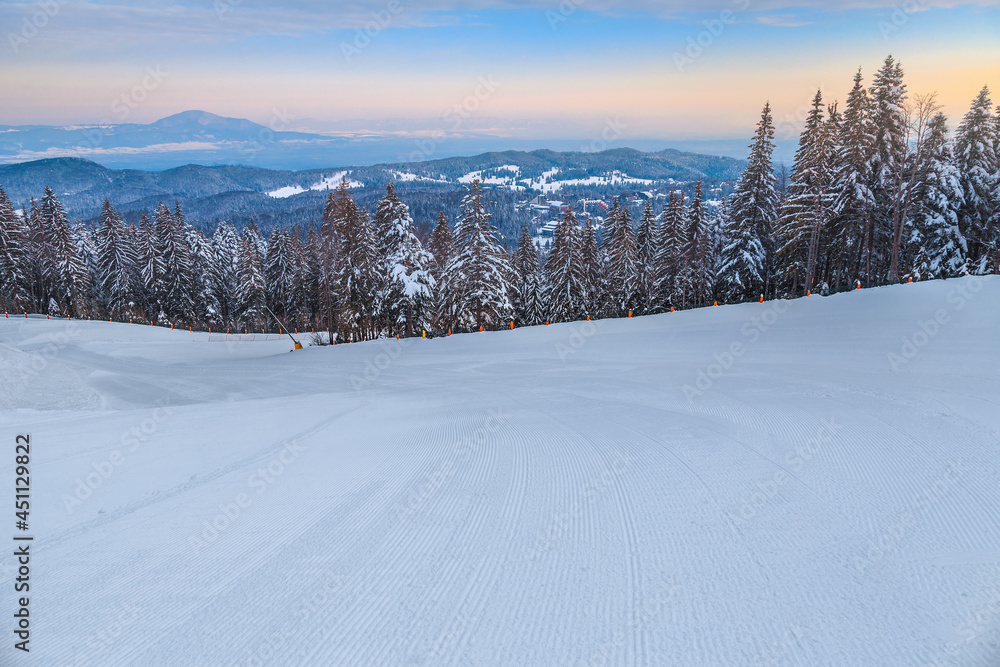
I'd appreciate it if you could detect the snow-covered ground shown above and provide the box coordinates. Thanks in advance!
[2,278,999,666]
[267,171,364,198]
[525,170,656,193]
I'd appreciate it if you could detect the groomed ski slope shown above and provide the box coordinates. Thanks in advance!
[2,277,999,667]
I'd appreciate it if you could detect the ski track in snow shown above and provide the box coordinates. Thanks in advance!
[1,278,999,666]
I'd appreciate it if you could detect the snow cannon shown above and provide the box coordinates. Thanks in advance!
[265,306,304,352]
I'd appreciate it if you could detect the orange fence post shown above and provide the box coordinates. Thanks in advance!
[510,321,514,330]
[713,301,718,306]
[760,296,764,303]
[628,310,632,318]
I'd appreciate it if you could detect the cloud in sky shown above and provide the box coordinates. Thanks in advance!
[756,14,815,27]
[2,0,997,42]
[1,1,997,141]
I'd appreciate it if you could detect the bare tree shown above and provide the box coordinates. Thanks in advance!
[889,92,942,280]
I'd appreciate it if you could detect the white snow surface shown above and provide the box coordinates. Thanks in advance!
[309,171,364,191]
[266,185,306,199]
[523,169,655,193]
[267,172,363,198]
[2,278,1000,666]
[458,167,526,190]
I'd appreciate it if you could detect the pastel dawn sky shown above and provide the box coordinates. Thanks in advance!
[2,0,998,141]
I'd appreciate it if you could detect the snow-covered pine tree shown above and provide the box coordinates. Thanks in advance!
[428,211,455,329]
[96,198,137,319]
[236,231,266,330]
[910,113,967,278]
[300,225,322,329]
[869,55,909,281]
[683,182,711,305]
[210,221,241,328]
[602,198,640,315]
[286,227,310,330]
[429,211,453,278]
[336,191,380,341]
[814,101,845,286]
[243,219,267,265]
[512,221,537,286]
[705,201,728,303]
[73,220,101,311]
[40,187,90,317]
[25,199,50,312]
[636,201,659,312]
[776,90,834,293]
[317,186,350,335]
[137,213,164,320]
[375,183,436,337]
[445,180,513,329]
[828,69,876,286]
[953,86,998,273]
[185,222,216,325]
[546,207,585,322]
[0,187,31,311]
[579,217,602,318]
[720,102,779,301]
[265,228,295,329]
[154,202,195,324]
[991,103,1000,273]
[653,190,687,309]
[512,221,543,325]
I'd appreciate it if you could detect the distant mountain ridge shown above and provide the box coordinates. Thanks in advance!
[0,110,344,170]
[0,148,745,241]
[0,110,760,170]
